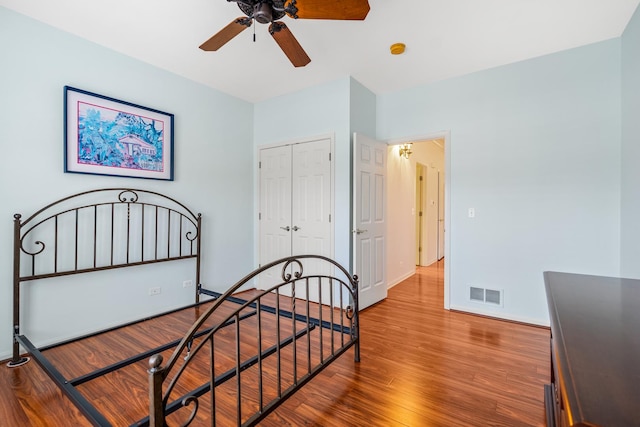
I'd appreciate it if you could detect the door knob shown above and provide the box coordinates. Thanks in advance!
[292,226,300,231]
[280,226,291,231]
[352,229,367,235]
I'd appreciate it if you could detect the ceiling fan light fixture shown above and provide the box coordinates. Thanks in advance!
[390,43,406,55]
[254,3,273,24]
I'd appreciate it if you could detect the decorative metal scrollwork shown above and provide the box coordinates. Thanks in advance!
[185,215,201,242]
[17,214,46,256]
[346,305,355,320]
[118,189,139,203]
[20,239,45,256]
[179,395,199,427]
[281,258,303,282]
[185,230,198,242]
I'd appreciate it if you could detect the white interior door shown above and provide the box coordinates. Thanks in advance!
[291,140,331,258]
[259,138,333,296]
[438,171,445,260]
[425,163,439,265]
[353,133,387,310]
[291,139,332,301]
[259,145,292,287]
[415,163,424,266]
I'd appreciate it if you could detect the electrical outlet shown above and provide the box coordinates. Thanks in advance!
[148,287,161,296]
[183,280,193,288]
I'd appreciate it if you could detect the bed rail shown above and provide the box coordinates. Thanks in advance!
[147,255,359,427]
[9,188,201,367]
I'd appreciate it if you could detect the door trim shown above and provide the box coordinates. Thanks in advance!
[386,131,451,310]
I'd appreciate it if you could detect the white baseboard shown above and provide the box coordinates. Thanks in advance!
[387,269,416,290]
[449,304,550,327]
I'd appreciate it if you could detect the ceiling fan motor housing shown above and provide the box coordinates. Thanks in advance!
[237,1,287,24]
[254,3,273,23]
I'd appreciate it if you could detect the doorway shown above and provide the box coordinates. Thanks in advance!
[387,133,450,309]
[415,142,445,266]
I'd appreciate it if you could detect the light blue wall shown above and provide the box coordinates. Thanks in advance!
[621,6,640,278]
[253,78,352,268]
[0,7,254,358]
[378,40,622,324]
[349,77,377,137]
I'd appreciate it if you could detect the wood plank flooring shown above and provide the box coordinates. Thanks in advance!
[0,260,550,426]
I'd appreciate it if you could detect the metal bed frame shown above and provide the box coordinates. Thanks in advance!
[7,188,360,426]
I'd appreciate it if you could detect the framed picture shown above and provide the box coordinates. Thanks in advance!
[64,86,174,181]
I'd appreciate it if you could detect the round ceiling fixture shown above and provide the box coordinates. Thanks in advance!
[390,43,406,55]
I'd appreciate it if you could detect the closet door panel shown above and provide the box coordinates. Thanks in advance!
[292,139,331,256]
[259,145,292,288]
[291,139,332,302]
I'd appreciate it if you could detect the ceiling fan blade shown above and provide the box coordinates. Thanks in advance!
[269,22,311,67]
[199,17,252,51]
[285,0,370,20]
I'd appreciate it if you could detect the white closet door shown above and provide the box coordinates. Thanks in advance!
[291,139,331,258]
[291,139,332,302]
[258,138,332,298]
[259,145,292,288]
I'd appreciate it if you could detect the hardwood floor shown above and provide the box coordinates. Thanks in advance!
[0,260,550,426]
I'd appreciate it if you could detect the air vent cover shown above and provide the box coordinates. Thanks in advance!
[469,286,503,306]
[470,286,485,302]
[485,289,501,305]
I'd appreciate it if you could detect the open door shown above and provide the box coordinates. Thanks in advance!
[438,170,445,260]
[352,133,387,309]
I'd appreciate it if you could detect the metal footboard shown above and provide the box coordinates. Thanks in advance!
[147,255,359,427]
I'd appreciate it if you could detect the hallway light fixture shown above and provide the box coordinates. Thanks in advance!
[398,143,412,159]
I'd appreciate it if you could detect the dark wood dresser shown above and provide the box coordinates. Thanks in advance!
[544,271,640,427]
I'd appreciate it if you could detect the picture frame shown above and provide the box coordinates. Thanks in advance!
[64,86,174,181]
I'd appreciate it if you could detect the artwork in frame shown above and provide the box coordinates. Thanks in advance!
[64,86,174,181]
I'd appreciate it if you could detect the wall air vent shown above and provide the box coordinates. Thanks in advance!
[485,289,501,305]
[469,286,503,306]
[470,286,485,302]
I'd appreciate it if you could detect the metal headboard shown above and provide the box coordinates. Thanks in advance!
[9,188,202,367]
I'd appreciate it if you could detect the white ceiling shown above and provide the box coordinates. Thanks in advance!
[2,0,638,103]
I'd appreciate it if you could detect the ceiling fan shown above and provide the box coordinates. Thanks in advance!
[199,0,370,67]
